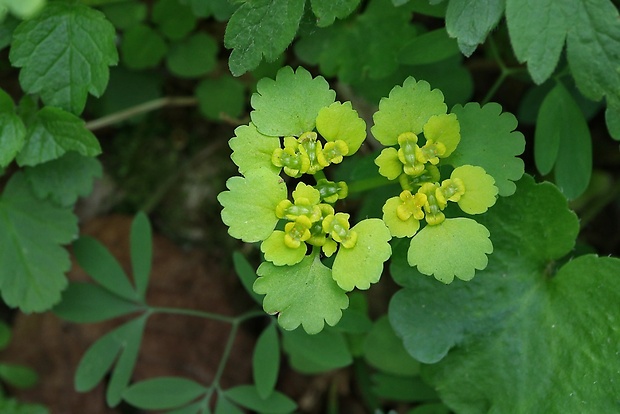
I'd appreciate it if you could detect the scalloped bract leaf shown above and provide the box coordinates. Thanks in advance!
[254,254,349,335]
[371,77,447,146]
[24,152,102,207]
[332,218,392,291]
[388,176,620,412]
[229,123,281,175]
[260,231,307,266]
[224,0,304,76]
[451,165,498,214]
[445,0,504,56]
[316,101,366,154]
[423,113,459,157]
[218,168,287,243]
[0,173,77,312]
[251,66,336,137]
[16,107,101,167]
[408,218,492,283]
[310,0,360,27]
[375,148,402,180]
[382,196,421,238]
[445,103,525,197]
[9,2,118,115]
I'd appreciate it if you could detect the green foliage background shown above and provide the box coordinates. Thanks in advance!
[1,0,620,413]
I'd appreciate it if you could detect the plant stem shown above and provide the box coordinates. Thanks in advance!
[85,96,198,131]
[346,176,395,194]
[151,306,237,323]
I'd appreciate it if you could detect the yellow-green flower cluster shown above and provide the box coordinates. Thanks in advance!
[261,183,357,266]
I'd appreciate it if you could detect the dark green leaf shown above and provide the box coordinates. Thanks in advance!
[0,364,38,388]
[121,24,168,70]
[224,385,296,414]
[372,373,437,402]
[130,212,152,300]
[567,0,620,106]
[123,377,207,410]
[232,252,262,305]
[408,0,447,17]
[166,401,204,414]
[399,28,459,66]
[73,237,139,302]
[16,106,101,167]
[606,106,620,140]
[215,396,243,414]
[9,2,118,115]
[100,1,147,30]
[0,321,11,350]
[225,0,305,76]
[53,282,143,323]
[0,16,19,50]
[106,315,148,407]
[389,177,620,411]
[0,398,49,414]
[363,316,420,376]
[195,76,246,121]
[445,0,504,56]
[310,0,360,27]
[535,82,592,199]
[0,105,26,168]
[24,152,102,207]
[152,0,197,40]
[281,327,352,373]
[407,402,450,414]
[253,323,280,399]
[166,33,218,78]
[0,173,77,312]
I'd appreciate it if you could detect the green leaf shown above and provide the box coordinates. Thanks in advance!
[16,106,101,167]
[166,401,204,414]
[232,252,262,305]
[445,102,525,197]
[408,0,447,17]
[372,373,437,402]
[281,327,353,373]
[130,212,152,300]
[23,152,102,207]
[224,385,296,414]
[196,75,246,121]
[166,33,218,78]
[606,106,620,141]
[505,0,569,83]
[254,254,349,334]
[389,176,620,412]
[251,66,336,137]
[121,24,168,70]
[0,398,49,414]
[408,218,493,284]
[445,0,504,56]
[535,82,592,199]
[217,168,287,243]
[0,110,26,168]
[106,315,148,407]
[332,218,392,291]
[228,124,280,176]
[295,0,415,84]
[53,282,143,323]
[253,323,280,399]
[0,0,45,19]
[73,236,139,302]
[363,316,420,376]
[310,0,360,27]
[316,101,367,154]
[399,28,459,66]
[371,77,447,146]
[566,0,620,106]
[9,2,118,115]
[152,0,197,40]
[0,173,77,312]
[215,396,244,414]
[100,1,147,30]
[123,377,207,410]
[0,364,38,388]
[224,0,305,76]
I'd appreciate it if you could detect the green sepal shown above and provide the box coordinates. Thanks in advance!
[251,66,336,137]
[254,253,349,335]
[332,218,392,291]
[316,101,366,154]
[408,218,492,283]
[218,168,287,243]
[445,102,525,197]
[229,123,281,175]
[371,77,447,146]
